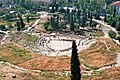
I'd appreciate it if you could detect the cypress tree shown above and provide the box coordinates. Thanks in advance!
[70,15,74,31]
[16,21,21,31]
[27,16,30,23]
[56,14,59,29]
[71,41,81,80]
[113,6,116,17]
[90,11,93,27]
[18,13,25,29]
[77,9,81,25]
[66,8,70,23]
[51,6,55,13]
[81,16,86,27]
[104,13,107,22]
[50,17,55,29]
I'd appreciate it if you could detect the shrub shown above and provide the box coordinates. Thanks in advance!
[108,30,117,38]
[117,36,120,42]
[116,22,120,31]
[0,25,5,30]
[0,56,8,62]
[106,15,112,25]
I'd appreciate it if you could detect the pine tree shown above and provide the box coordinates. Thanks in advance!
[71,41,81,80]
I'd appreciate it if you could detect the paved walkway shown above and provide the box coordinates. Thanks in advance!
[0,30,10,44]
[93,19,118,37]
[93,18,120,47]
[23,19,41,33]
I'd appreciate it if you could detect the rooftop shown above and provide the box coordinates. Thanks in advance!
[112,1,120,6]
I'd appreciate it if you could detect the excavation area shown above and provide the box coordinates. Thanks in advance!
[0,29,120,80]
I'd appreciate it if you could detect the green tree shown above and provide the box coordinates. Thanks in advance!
[44,21,50,30]
[0,25,5,30]
[111,17,117,27]
[94,11,100,19]
[71,41,81,80]
[4,14,13,21]
[50,6,55,13]
[0,10,6,16]
[117,36,120,42]
[0,1,3,7]
[106,15,112,25]
[105,0,113,5]
[17,6,26,13]
[116,22,120,31]
[58,7,66,13]
[20,0,33,10]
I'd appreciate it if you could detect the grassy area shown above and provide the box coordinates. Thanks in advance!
[25,34,38,42]
[10,32,38,44]
[92,30,104,37]
[0,43,39,64]
[0,17,37,31]
[0,75,3,80]
[83,67,120,80]
[38,71,70,80]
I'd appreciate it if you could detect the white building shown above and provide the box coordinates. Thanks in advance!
[112,1,120,15]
